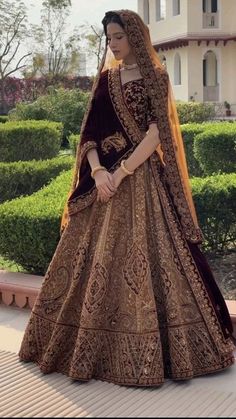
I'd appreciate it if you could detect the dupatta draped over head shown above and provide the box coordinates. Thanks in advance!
[61,9,204,244]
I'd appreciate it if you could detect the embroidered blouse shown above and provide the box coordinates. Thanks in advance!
[122,78,157,132]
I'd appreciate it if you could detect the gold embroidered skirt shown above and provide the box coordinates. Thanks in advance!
[19,153,235,386]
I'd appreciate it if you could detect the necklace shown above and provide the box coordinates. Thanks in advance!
[120,63,138,71]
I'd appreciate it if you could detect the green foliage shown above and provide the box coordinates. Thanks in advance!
[0,120,63,162]
[176,101,215,124]
[0,170,73,274]
[68,133,80,156]
[191,173,236,251]
[0,115,8,123]
[0,155,74,203]
[194,123,236,175]
[181,123,205,177]
[8,88,89,145]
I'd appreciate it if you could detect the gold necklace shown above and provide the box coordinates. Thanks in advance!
[120,63,138,71]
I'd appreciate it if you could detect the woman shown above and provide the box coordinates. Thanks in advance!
[19,9,235,387]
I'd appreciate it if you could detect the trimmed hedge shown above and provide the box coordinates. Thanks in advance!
[0,170,73,274]
[8,87,90,146]
[191,173,236,251]
[176,101,215,124]
[194,123,236,175]
[0,115,8,123]
[0,155,74,203]
[68,133,80,156]
[181,123,205,177]
[0,120,63,162]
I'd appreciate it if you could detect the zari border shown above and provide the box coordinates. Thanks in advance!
[117,10,203,244]
[150,157,234,355]
[108,67,145,147]
[80,141,98,163]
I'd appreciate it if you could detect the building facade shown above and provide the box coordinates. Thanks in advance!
[138,0,236,112]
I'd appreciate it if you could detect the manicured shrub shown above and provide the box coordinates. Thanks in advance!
[194,123,236,175]
[0,115,8,123]
[176,101,215,124]
[0,170,73,274]
[0,155,74,203]
[8,87,89,146]
[191,173,236,251]
[0,120,63,162]
[68,134,80,156]
[181,123,205,177]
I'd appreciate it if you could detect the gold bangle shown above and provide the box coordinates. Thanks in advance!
[120,160,134,175]
[91,165,106,179]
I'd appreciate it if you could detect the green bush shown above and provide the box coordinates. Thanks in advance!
[8,87,89,146]
[181,123,205,177]
[0,155,74,203]
[68,133,80,156]
[176,101,215,124]
[0,170,73,274]
[0,120,63,162]
[191,173,236,251]
[0,115,8,123]
[194,123,236,175]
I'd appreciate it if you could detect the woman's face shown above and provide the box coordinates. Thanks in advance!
[106,22,135,62]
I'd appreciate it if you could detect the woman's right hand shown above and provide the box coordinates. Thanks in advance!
[94,170,117,203]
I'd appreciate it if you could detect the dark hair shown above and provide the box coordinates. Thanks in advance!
[102,12,125,37]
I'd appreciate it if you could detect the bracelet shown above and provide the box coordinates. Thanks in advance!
[91,165,106,179]
[120,160,134,175]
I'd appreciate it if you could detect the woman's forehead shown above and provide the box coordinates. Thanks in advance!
[106,22,125,36]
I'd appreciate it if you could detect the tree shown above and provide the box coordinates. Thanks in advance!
[0,0,31,114]
[80,24,105,72]
[28,0,81,78]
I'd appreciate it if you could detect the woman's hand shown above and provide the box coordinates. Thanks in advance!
[95,170,117,203]
[112,167,127,189]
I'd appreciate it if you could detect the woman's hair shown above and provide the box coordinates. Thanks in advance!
[102,12,125,37]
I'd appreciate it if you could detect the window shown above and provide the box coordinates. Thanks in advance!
[156,0,166,21]
[174,53,181,85]
[173,0,180,16]
[203,0,218,13]
[143,0,150,24]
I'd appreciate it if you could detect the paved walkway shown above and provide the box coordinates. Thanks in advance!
[0,305,236,417]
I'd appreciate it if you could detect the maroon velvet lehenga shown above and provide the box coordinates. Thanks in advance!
[19,78,235,386]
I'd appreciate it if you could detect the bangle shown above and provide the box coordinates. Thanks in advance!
[91,165,106,179]
[120,160,134,175]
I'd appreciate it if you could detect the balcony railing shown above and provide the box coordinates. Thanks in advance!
[203,12,219,28]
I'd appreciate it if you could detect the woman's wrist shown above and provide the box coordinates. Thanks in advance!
[91,165,106,179]
[120,159,134,176]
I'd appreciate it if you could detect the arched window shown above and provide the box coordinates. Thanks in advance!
[174,53,181,85]
[173,0,180,16]
[203,50,217,86]
[156,0,166,21]
[143,0,150,24]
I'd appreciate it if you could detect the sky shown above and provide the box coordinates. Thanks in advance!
[15,0,137,76]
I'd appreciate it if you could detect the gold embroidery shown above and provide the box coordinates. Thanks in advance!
[118,11,203,244]
[108,68,144,146]
[19,158,234,386]
[80,141,97,162]
[101,132,127,154]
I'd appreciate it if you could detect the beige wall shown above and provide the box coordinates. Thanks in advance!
[138,0,236,40]
[138,0,236,106]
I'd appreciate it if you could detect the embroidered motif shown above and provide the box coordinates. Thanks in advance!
[101,132,127,154]
[84,262,108,313]
[123,243,149,294]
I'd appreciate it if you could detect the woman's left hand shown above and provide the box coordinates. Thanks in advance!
[97,168,126,203]
[112,167,127,189]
